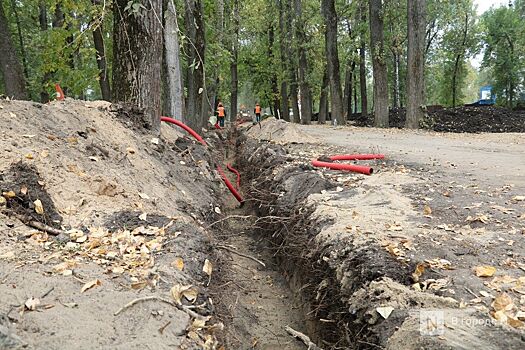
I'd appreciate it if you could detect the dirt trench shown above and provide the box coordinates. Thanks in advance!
[211,129,383,349]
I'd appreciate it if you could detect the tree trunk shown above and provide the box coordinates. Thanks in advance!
[405,0,426,129]
[39,2,51,103]
[369,0,389,128]
[92,0,111,101]
[392,50,400,108]
[278,0,289,121]
[359,43,368,117]
[321,0,344,125]
[183,0,205,131]
[318,66,329,124]
[163,0,184,120]
[353,69,358,114]
[9,0,28,85]
[230,0,239,122]
[0,0,27,99]
[451,12,469,108]
[283,0,299,123]
[343,60,355,119]
[113,0,163,132]
[295,0,312,124]
[268,23,281,117]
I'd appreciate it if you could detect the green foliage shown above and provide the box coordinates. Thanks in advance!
[481,3,525,107]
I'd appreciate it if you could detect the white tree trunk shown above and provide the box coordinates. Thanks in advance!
[164,0,184,121]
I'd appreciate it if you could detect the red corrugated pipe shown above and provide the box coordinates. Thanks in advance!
[312,160,373,175]
[226,164,241,189]
[217,165,244,204]
[55,83,65,101]
[161,116,207,146]
[329,154,384,161]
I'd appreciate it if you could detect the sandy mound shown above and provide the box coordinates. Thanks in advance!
[245,117,318,144]
[0,99,224,349]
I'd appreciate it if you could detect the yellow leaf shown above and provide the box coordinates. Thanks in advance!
[34,199,44,215]
[491,293,513,312]
[172,257,184,271]
[24,153,34,160]
[423,205,432,216]
[20,186,28,195]
[81,279,101,293]
[40,150,49,158]
[412,262,427,282]
[474,265,496,277]
[0,197,6,206]
[170,284,198,305]
[3,191,16,198]
[203,259,213,276]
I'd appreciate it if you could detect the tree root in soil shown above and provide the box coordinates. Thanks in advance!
[285,326,324,350]
[114,295,208,320]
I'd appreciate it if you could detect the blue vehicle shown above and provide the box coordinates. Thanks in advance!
[477,85,496,105]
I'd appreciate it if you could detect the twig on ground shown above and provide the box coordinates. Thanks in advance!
[215,245,266,267]
[25,219,64,236]
[206,215,254,229]
[158,321,171,335]
[285,325,323,350]
[40,286,55,299]
[465,287,479,298]
[114,295,207,320]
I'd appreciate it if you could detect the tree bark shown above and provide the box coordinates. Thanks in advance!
[230,0,239,122]
[343,61,355,119]
[268,23,281,118]
[451,12,468,108]
[321,0,344,125]
[92,0,110,101]
[163,0,184,120]
[0,0,27,99]
[405,0,426,129]
[183,0,205,130]
[359,43,368,117]
[277,0,289,121]
[369,0,389,128]
[295,0,312,124]
[39,2,50,103]
[9,0,28,85]
[284,0,299,123]
[318,66,329,124]
[113,0,163,132]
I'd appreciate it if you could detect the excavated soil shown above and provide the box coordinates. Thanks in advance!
[351,106,525,133]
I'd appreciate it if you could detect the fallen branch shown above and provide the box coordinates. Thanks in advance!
[114,295,206,320]
[285,326,323,350]
[215,245,266,267]
[14,213,65,236]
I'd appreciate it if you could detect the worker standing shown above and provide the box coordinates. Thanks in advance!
[254,103,262,123]
[217,102,226,128]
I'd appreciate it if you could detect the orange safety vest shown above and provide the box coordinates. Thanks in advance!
[218,106,225,117]
[255,105,261,114]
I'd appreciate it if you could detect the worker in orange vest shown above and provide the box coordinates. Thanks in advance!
[254,103,262,123]
[217,102,226,128]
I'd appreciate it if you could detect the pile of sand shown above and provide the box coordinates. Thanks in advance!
[245,117,318,144]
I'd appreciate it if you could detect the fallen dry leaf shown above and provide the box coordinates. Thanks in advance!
[172,257,184,271]
[24,297,41,311]
[20,186,28,195]
[491,293,513,312]
[139,212,148,221]
[81,279,101,293]
[34,199,44,215]
[474,265,496,277]
[376,306,394,319]
[423,205,432,216]
[24,153,34,160]
[412,262,427,282]
[170,284,198,305]
[203,259,213,276]
[3,190,16,198]
[40,150,49,158]
[512,196,525,202]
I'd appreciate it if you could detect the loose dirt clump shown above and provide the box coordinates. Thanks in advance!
[1,161,62,227]
[353,106,525,133]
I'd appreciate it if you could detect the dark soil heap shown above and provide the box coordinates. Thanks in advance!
[351,106,525,133]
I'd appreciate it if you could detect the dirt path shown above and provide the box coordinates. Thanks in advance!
[301,125,525,186]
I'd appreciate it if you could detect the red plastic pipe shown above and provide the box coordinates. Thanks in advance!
[161,116,207,146]
[226,164,241,189]
[55,83,65,101]
[312,160,373,175]
[329,154,384,161]
[217,165,244,203]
